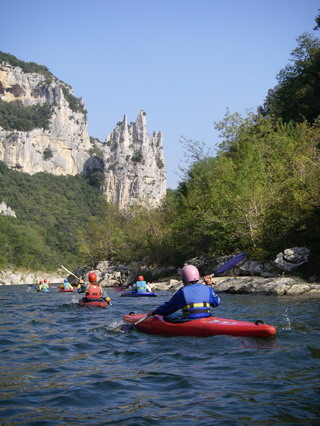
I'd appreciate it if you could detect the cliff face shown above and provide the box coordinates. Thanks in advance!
[0,61,91,175]
[0,54,166,208]
[96,111,166,209]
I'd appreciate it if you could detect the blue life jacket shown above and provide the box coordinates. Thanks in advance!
[42,283,49,291]
[136,280,147,293]
[63,282,72,290]
[181,284,211,319]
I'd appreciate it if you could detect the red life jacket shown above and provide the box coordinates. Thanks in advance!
[86,284,102,299]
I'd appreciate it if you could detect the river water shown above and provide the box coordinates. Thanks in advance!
[0,285,319,425]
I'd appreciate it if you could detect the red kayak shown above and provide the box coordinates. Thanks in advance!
[59,288,74,292]
[123,313,276,338]
[78,298,110,308]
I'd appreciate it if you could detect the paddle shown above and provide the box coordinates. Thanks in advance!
[212,252,246,276]
[116,315,149,332]
[61,265,80,282]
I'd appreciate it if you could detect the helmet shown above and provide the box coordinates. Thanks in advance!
[39,280,43,284]
[64,279,68,283]
[88,272,97,282]
[138,275,144,281]
[44,279,47,283]
[181,265,200,283]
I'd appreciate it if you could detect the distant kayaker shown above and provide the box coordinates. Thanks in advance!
[61,278,73,290]
[77,272,111,305]
[147,265,220,321]
[131,275,152,293]
[37,280,49,292]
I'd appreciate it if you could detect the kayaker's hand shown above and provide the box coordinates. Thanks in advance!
[204,275,213,285]
[147,310,155,317]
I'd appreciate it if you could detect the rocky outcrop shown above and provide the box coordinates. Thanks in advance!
[273,247,310,272]
[0,201,16,217]
[0,268,64,285]
[0,55,167,209]
[87,111,166,209]
[0,61,91,175]
[143,276,320,297]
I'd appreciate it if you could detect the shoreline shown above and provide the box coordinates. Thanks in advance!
[1,269,320,297]
[141,276,320,298]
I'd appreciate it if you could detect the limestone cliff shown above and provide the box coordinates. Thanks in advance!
[0,55,91,175]
[89,111,166,209]
[0,53,167,208]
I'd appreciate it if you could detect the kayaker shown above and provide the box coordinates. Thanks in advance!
[37,280,49,292]
[147,265,220,321]
[77,272,111,305]
[62,278,73,290]
[131,275,152,293]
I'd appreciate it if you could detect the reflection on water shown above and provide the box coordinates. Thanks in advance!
[0,285,319,424]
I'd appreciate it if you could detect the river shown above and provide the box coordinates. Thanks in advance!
[0,285,319,425]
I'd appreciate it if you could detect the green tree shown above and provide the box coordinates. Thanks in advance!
[260,33,320,123]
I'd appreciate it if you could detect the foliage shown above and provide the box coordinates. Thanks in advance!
[61,87,87,117]
[163,116,320,265]
[0,51,53,83]
[85,169,105,189]
[0,100,52,131]
[260,33,320,124]
[43,147,53,160]
[313,10,320,30]
[131,150,143,163]
[156,157,164,169]
[0,162,107,270]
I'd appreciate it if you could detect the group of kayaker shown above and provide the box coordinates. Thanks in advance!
[37,279,50,292]
[92,264,219,320]
[36,264,220,321]
[78,265,220,320]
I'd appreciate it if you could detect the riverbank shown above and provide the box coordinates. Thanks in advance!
[1,268,320,297]
[147,276,320,297]
[0,269,64,286]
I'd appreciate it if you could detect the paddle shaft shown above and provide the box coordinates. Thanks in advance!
[134,315,148,326]
[61,265,80,280]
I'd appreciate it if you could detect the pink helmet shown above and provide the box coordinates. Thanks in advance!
[181,265,200,283]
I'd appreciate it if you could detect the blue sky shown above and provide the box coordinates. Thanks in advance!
[1,0,319,188]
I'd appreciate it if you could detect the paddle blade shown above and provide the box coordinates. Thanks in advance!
[118,323,135,332]
[215,252,246,275]
[114,315,149,333]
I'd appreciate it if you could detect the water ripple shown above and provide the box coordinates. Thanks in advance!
[0,286,319,424]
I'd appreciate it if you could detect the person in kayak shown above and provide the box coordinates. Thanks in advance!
[77,272,111,305]
[37,280,49,291]
[147,265,220,321]
[60,278,73,290]
[131,275,152,293]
